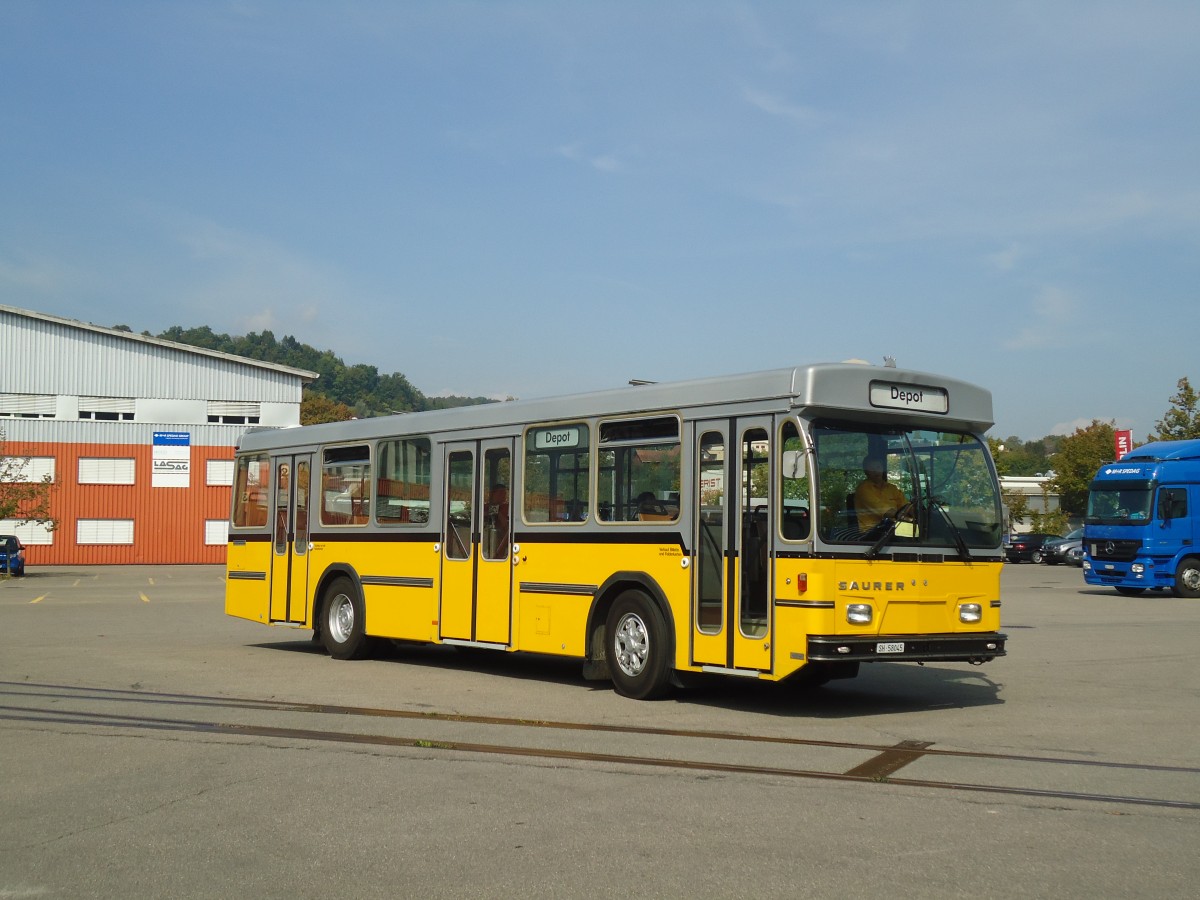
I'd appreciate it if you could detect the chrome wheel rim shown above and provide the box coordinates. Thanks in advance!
[613,611,649,677]
[1182,566,1200,592]
[328,593,355,644]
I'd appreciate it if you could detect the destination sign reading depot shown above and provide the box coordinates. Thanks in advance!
[869,381,948,414]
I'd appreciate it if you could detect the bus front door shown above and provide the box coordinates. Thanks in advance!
[692,419,773,674]
[440,440,514,646]
[268,454,312,624]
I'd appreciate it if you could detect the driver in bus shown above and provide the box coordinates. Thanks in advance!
[854,455,910,531]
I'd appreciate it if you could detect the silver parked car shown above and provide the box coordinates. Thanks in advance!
[1042,528,1083,565]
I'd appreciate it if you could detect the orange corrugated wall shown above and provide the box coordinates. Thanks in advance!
[19,440,234,565]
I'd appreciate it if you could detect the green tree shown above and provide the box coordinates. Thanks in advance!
[987,435,1053,477]
[1048,420,1116,517]
[1149,376,1200,441]
[0,427,57,530]
[300,393,356,425]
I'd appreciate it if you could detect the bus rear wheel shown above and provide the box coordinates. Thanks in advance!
[321,576,371,660]
[606,591,672,700]
[1174,558,1200,598]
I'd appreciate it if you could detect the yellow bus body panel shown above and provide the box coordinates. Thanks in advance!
[225,540,272,624]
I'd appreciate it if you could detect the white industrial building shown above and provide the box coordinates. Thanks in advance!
[0,304,315,565]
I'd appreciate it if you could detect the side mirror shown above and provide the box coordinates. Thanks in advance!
[782,450,806,480]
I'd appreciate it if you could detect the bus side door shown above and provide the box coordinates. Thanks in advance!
[691,418,773,674]
[268,454,312,624]
[440,439,514,645]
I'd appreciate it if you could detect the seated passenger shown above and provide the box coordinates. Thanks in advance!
[853,455,909,532]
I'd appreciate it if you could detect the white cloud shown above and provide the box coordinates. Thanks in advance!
[556,143,623,173]
[986,243,1025,272]
[1003,285,1081,350]
[742,87,818,124]
[0,253,71,294]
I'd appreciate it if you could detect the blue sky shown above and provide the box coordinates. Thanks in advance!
[3,1,1197,441]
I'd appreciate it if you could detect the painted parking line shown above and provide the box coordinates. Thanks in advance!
[30,595,47,604]
[140,592,151,603]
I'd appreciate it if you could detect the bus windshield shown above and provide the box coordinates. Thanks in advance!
[812,422,1002,550]
[1086,481,1154,525]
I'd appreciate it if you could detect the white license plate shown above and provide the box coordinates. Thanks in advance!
[876,642,905,654]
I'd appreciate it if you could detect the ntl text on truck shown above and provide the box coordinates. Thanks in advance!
[1083,439,1200,598]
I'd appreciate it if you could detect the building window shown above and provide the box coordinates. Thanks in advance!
[0,393,55,418]
[79,458,136,485]
[207,459,235,486]
[0,520,54,545]
[78,396,135,421]
[207,401,261,425]
[1,456,56,483]
[77,519,135,545]
[205,519,229,546]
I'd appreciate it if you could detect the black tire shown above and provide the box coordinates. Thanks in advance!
[606,590,672,700]
[1173,557,1200,599]
[1115,586,1146,597]
[320,576,372,660]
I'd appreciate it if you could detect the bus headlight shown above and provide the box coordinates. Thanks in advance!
[959,603,983,624]
[1131,564,1144,574]
[847,604,873,625]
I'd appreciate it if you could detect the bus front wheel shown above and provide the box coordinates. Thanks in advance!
[1174,558,1200,598]
[606,591,672,700]
[321,577,371,660]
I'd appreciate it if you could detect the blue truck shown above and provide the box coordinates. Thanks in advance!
[1083,439,1200,597]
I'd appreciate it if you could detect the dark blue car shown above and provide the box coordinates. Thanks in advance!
[0,535,26,576]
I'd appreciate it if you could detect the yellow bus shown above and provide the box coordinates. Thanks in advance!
[226,362,1006,699]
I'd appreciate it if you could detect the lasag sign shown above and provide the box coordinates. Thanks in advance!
[152,431,191,488]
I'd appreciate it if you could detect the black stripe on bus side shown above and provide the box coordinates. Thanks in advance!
[360,575,435,589]
[518,582,599,596]
[512,530,689,555]
[308,531,438,543]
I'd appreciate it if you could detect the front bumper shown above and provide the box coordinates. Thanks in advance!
[807,632,1007,663]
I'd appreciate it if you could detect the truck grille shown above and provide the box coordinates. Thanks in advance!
[1087,539,1141,562]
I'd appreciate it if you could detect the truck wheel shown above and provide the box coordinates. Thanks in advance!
[1173,558,1200,599]
[606,590,672,700]
[321,576,372,660]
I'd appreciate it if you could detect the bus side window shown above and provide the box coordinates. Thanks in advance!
[597,416,681,524]
[321,445,371,526]
[780,421,810,541]
[524,424,590,524]
[232,454,270,528]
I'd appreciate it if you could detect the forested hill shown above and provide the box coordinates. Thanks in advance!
[151,325,497,419]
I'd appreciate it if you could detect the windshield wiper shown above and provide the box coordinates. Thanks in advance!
[928,498,972,561]
[864,518,900,559]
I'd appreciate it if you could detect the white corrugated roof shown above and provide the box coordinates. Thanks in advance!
[0,304,319,381]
